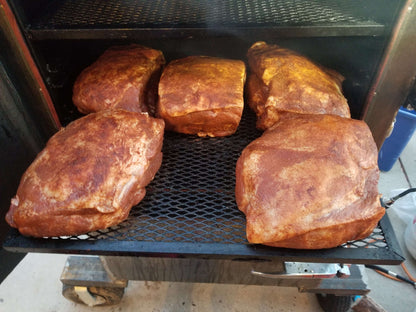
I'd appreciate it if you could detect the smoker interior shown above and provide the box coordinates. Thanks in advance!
[11,0,405,124]
[3,0,406,264]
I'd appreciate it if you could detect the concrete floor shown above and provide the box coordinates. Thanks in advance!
[0,134,415,312]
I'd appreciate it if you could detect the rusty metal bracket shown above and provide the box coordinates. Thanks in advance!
[251,262,351,279]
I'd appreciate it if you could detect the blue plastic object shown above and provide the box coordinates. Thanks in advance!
[378,107,416,171]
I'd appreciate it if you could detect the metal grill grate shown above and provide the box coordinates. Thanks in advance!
[4,109,402,263]
[344,227,388,249]
[49,110,389,252]
[59,216,390,250]
[31,0,375,29]
[55,109,259,243]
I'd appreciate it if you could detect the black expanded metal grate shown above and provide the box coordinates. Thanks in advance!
[4,109,403,263]
[30,0,377,29]
[59,214,390,250]
[54,109,260,243]
[49,109,389,253]
[342,227,388,249]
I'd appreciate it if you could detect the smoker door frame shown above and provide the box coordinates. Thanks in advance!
[362,0,416,148]
[0,0,60,281]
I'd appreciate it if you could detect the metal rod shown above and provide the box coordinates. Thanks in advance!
[365,264,416,288]
[382,188,416,208]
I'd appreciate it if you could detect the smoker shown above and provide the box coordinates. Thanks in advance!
[1,0,415,310]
